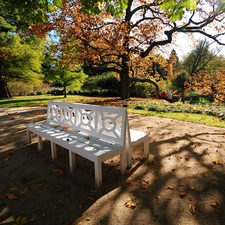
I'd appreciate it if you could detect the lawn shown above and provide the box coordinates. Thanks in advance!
[0,95,225,128]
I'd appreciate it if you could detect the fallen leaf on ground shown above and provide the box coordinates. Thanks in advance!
[88,196,95,201]
[143,179,149,184]
[19,188,29,195]
[180,192,187,198]
[167,185,175,190]
[125,195,139,209]
[123,180,137,186]
[33,183,45,190]
[189,204,196,214]
[216,200,220,206]
[53,168,64,174]
[34,111,43,116]
[3,193,18,200]
[5,154,11,161]
[151,160,158,166]
[29,214,37,222]
[146,188,153,194]
[9,187,19,191]
[0,188,7,193]
[212,158,222,165]
[211,203,217,208]
[14,216,28,225]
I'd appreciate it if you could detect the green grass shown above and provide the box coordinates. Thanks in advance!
[0,95,63,108]
[1,95,225,128]
[128,109,225,128]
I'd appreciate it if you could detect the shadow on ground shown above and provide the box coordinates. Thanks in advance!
[0,107,225,225]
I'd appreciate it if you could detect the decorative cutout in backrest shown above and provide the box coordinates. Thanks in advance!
[46,101,127,146]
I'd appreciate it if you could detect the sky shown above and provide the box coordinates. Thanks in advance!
[169,30,225,60]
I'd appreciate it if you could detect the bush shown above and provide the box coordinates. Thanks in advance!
[81,73,120,96]
[186,91,200,97]
[172,71,188,91]
[198,97,211,105]
[33,83,51,95]
[130,83,156,98]
[8,81,33,96]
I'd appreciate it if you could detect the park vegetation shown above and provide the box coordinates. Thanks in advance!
[0,0,225,105]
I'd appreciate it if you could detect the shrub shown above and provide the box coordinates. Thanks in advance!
[172,71,188,91]
[33,83,51,95]
[81,73,120,96]
[130,83,156,98]
[7,81,33,96]
[198,97,211,105]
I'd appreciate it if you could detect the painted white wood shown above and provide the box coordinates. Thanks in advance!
[27,130,31,143]
[51,142,57,159]
[26,101,150,187]
[37,135,43,151]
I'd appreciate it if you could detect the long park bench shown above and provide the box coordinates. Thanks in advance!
[26,101,149,187]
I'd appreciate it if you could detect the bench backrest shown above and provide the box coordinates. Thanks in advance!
[46,101,127,146]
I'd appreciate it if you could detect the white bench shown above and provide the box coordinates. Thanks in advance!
[26,101,149,187]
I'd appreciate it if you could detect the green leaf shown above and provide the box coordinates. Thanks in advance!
[53,0,64,8]
[160,0,197,21]
[48,5,56,13]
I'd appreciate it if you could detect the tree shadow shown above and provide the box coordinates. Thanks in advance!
[1,109,225,225]
[75,118,225,225]
[0,108,145,224]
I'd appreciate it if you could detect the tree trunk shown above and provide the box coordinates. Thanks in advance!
[63,85,67,98]
[0,66,11,99]
[120,55,131,100]
[120,72,130,100]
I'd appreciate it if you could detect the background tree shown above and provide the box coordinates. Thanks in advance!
[167,49,180,79]
[0,0,63,99]
[182,40,219,76]
[0,17,45,98]
[42,0,225,99]
[46,65,87,98]
[183,54,225,103]
[178,40,225,102]
[43,40,87,97]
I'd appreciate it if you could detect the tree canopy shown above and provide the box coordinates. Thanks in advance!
[35,0,225,99]
[1,0,225,100]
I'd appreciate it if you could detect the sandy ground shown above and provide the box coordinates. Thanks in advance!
[0,107,225,225]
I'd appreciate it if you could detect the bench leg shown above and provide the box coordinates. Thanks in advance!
[51,142,57,159]
[94,158,102,188]
[37,135,43,151]
[144,137,149,158]
[126,149,132,169]
[69,151,76,172]
[120,152,126,174]
[27,130,32,143]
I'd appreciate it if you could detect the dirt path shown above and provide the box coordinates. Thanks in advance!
[0,107,225,225]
